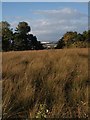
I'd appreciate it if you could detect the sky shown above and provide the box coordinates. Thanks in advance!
[1,0,89,2]
[2,2,88,42]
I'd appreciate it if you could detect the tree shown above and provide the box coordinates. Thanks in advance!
[82,30,90,42]
[14,22,44,51]
[27,34,44,50]
[56,37,65,49]
[56,30,89,49]
[1,21,13,51]
[0,23,2,51]
[56,31,77,48]
[15,22,31,34]
[75,33,84,42]
[1,21,44,51]
[63,31,77,44]
[13,22,31,50]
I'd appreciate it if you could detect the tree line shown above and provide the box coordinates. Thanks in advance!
[0,21,89,51]
[0,21,44,51]
[56,30,89,49]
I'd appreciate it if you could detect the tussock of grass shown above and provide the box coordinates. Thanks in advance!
[2,48,89,119]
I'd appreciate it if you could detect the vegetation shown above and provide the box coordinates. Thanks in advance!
[2,21,13,51]
[56,31,89,49]
[0,21,89,51]
[1,21,44,51]
[2,48,89,119]
[1,19,89,119]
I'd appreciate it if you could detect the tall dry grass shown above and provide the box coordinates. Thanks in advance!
[2,48,89,119]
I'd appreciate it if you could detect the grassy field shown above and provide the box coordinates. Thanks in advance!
[2,48,89,119]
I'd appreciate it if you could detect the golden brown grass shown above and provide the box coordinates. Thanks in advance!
[2,48,89,119]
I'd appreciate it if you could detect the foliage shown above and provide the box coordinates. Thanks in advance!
[57,31,89,49]
[70,41,88,48]
[1,21,44,51]
[2,21,13,51]
[63,31,77,43]
[15,21,31,34]
[56,37,65,49]
[1,20,89,51]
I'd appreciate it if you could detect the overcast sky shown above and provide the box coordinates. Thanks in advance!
[2,2,88,42]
